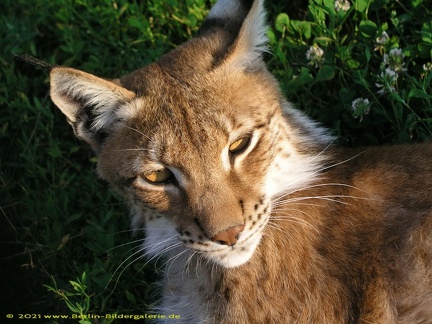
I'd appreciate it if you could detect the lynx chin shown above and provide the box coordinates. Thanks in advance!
[23,0,432,323]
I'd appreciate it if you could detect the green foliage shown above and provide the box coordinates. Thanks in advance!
[1,0,213,319]
[268,0,432,145]
[1,0,431,321]
[45,273,93,324]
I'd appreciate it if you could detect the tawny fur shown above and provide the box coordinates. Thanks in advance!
[38,0,432,322]
[150,145,432,323]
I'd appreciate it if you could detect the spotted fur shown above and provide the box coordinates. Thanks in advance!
[42,0,432,322]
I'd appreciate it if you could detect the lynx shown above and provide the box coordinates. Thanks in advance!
[23,0,432,322]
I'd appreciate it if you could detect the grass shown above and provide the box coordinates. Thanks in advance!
[1,0,431,321]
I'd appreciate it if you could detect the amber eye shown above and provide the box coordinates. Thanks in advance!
[229,136,251,154]
[144,169,173,184]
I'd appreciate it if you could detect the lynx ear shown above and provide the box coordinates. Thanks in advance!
[50,67,136,150]
[199,0,267,69]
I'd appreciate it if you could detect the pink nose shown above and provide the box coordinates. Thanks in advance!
[211,225,245,246]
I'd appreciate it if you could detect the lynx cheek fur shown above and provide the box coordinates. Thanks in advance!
[43,0,432,322]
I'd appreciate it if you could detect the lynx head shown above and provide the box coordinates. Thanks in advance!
[49,0,331,268]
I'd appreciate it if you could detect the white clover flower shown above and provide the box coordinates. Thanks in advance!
[389,48,403,57]
[383,67,397,79]
[351,98,370,121]
[352,98,370,113]
[376,68,398,95]
[306,45,324,69]
[423,62,432,72]
[375,31,390,45]
[374,31,390,52]
[335,0,351,12]
[382,47,406,73]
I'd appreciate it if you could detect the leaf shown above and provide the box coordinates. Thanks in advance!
[79,320,93,324]
[323,0,334,8]
[69,280,81,292]
[127,18,144,30]
[355,0,369,13]
[364,46,371,63]
[125,290,137,304]
[421,33,432,44]
[322,0,336,16]
[359,20,377,39]
[421,21,432,43]
[57,234,70,251]
[81,272,87,286]
[390,92,406,105]
[299,21,312,39]
[314,36,334,44]
[291,20,312,39]
[408,89,432,99]
[275,13,289,32]
[267,29,276,43]
[286,67,314,93]
[316,65,335,82]
[64,299,80,313]
[346,59,360,69]
[418,42,432,58]
[339,88,355,103]
[352,70,370,87]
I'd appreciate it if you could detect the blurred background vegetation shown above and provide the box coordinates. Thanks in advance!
[1,0,431,321]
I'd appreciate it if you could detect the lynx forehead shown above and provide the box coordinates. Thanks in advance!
[38,0,432,322]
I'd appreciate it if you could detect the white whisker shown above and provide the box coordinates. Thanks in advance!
[112,148,152,152]
[270,216,320,234]
[272,181,372,205]
[161,248,189,275]
[105,237,146,252]
[124,125,153,142]
[104,246,146,293]
[276,194,371,206]
[271,151,365,200]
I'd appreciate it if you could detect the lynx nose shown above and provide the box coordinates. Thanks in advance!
[211,225,245,246]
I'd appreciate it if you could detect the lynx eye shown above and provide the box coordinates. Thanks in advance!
[229,136,251,154]
[144,169,173,184]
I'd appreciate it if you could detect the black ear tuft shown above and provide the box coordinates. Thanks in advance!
[14,54,54,70]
